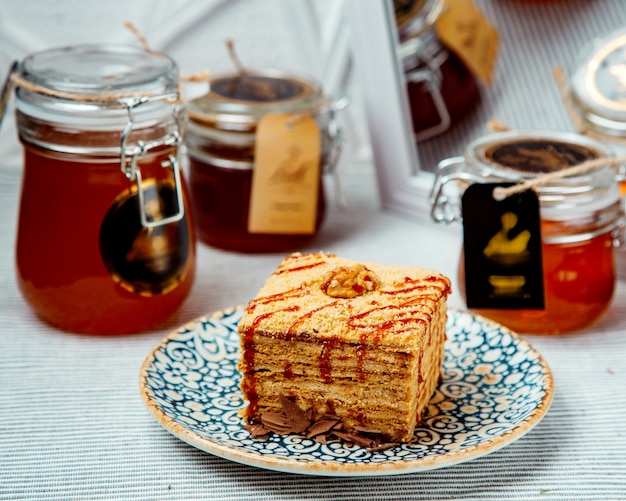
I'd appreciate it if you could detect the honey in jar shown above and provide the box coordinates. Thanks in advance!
[185,69,342,253]
[13,44,196,334]
[431,130,624,334]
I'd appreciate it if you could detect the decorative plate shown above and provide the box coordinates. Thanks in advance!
[139,306,553,476]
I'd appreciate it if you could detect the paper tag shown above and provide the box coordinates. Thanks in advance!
[248,113,321,235]
[462,183,544,309]
[435,0,499,85]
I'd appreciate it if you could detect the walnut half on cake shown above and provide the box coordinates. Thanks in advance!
[237,252,451,443]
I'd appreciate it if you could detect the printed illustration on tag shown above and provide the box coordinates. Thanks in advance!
[248,113,321,235]
[462,183,544,309]
[100,178,191,295]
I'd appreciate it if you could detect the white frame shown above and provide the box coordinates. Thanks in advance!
[345,0,433,220]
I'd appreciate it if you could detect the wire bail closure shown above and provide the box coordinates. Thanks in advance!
[119,92,185,228]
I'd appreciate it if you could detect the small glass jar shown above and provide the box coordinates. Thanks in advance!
[431,130,625,334]
[185,69,342,253]
[13,44,196,334]
[569,27,626,278]
[396,0,480,141]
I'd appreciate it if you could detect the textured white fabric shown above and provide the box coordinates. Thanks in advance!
[2,1,626,500]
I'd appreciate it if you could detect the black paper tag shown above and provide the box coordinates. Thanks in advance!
[462,183,544,309]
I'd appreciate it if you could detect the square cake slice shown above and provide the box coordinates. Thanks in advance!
[237,252,451,443]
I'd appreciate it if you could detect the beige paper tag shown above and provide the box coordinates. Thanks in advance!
[435,0,499,85]
[248,113,321,235]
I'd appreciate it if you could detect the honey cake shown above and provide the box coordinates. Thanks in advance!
[237,252,451,443]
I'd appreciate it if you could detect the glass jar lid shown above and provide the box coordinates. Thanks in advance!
[431,130,624,238]
[464,130,618,215]
[394,0,444,43]
[570,27,626,137]
[15,44,179,128]
[187,69,326,132]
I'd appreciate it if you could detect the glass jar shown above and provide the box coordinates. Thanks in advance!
[185,69,342,253]
[13,44,196,334]
[396,0,480,141]
[431,130,625,334]
[569,27,626,278]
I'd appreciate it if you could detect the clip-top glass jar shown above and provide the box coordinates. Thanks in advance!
[185,69,342,253]
[13,44,196,334]
[431,130,625,334]
[395,0,480,141]
[568,27,626,279]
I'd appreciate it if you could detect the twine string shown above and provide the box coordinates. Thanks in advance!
[7,22,210,104]
[221,38,332,129]
[554,64,626,145]
[123,21,151,52]
[490,66,626,200]
[493,155,626,200]
[226,38,246,75]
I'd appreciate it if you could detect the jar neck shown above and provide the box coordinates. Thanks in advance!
[541,198,624,244]
[16,110,179,157]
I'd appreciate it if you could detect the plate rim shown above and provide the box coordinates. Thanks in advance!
[139,306,554,477]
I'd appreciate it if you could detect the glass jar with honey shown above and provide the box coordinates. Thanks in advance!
[430,130,625,334]
[395,0,480,140]
[13,44,196,334]
[185,69,342,253]
[568,27,626,279]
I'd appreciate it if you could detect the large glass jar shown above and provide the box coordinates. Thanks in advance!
[568,27,626,279]
[13,44,196,334]
[431,130,625,334]
[185,69,342,253]
[396,0,480,141]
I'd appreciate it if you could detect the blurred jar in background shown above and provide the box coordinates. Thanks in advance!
[395,0,481,140]
[185,69,343,253]
[431,130,624,334]
[13,44,196,334]
[568,26,626,278]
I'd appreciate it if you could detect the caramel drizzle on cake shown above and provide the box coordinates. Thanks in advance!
[246,284,309,311]
[241,268,449,398]
[272,253,329,275]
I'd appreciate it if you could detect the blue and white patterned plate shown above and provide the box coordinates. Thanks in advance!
[139,306,553,476]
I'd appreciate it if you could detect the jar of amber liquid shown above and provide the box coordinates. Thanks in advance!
[13,44,196,334]
[396,0,480,140]
[185,69,342,253]
[431,130,625,334]
[568,27,626,279]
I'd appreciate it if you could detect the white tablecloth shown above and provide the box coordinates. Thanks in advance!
[2,156,626,500]
[2,1,626,500]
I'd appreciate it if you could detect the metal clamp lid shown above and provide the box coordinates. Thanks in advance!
[119,92,185,228]
[187,69,327,131]
[570,27,626,136]
[431,130,624,225]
